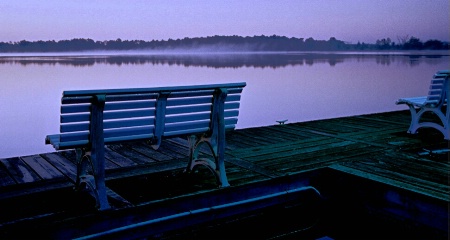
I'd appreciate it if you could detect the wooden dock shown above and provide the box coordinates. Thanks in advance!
[0,110,448,239]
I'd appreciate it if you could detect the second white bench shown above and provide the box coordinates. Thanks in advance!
[396,70,449,140]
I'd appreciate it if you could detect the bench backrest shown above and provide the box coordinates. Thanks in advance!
[55,82,246,150]
[426,70,449,106]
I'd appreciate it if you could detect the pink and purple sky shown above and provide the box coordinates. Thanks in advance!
[1,0,449,44]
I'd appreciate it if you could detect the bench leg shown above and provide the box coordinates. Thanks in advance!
[75,148,111,210]
[406,104,449,140]
[405,104,421,135]
[186,135,230,187]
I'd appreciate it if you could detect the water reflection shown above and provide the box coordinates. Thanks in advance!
[0,51,448,68]
[0,52,448,158]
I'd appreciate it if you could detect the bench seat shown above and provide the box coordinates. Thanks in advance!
[45,82,246,210]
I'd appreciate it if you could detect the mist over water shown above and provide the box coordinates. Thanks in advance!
[1,50,448,67]
[0,52,448,158]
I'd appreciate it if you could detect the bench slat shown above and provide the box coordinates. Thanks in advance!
[61,109,156,123]
[397,97,440,107]
[105,101,156,111]
[61,101,155,114]
[60,94,242,115]
[61,102,240,124]
[47,134,153,150]
[165,87,244,98]
[60,110,239,133]
[396,96,426,104]
[163,119,238,138]
[45,134,61,146]
[61,117,154,132]
[56,140,90,150]
[62,93,159,104]
[165,102,240,115]
[165,110,239,124]
[166,94,241,107]
[62,82,246,97]
[61,104,91,114]
[428,89,443,95]
[61,88,243,104]
[54,133,157,150]
[59,125,154,143]
[164,118,238,134]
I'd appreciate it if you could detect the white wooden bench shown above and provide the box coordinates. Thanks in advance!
[45,82,246,210]
[396,70,449,140]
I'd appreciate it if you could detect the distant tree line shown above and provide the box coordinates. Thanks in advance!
[0,35,448,52]
[359,35,449,50]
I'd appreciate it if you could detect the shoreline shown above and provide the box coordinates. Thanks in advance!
[0,49,449,57]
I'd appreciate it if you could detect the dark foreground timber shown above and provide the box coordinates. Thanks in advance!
[0,110,448,239]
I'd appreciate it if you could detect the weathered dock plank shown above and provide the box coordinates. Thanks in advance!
[228,136,331,159]
[122,141,175,161]
[105,146,139,167]
[40,152,77,181]
[20,155,65,180]
[58,149,121,170]
[273,143,384,173]
[107,143,157,165]
[0,157,41,184]
[263,124,325,140]
[0,110,448,239]
[0,164,16,187]
[331,163,449,201]
[338,152,449,195]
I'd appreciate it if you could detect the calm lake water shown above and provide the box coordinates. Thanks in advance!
[0,51,449,159]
